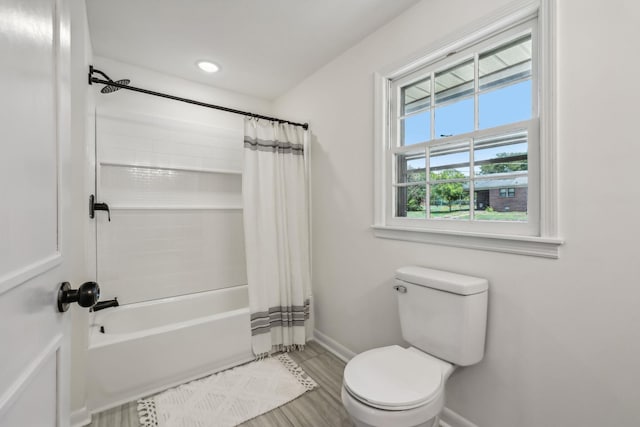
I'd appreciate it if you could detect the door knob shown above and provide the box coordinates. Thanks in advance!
[57,281,100,312]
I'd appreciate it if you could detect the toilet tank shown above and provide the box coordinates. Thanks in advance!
[395,266,488,366]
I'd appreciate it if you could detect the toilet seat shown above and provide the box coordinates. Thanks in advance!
[343,345,445,411]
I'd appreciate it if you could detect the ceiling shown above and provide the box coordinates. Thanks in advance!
[86,0,421,100]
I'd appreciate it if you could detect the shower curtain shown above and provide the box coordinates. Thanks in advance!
[242,118,311,358]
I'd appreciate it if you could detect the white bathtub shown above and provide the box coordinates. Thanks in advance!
[86,285,253,413]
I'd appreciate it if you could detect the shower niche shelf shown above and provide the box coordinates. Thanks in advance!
[108,205,243,211]
[100,161,242,176]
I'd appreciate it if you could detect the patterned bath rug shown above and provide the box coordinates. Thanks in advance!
[138,353,317,427]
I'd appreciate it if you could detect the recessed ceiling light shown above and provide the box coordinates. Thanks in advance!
[196,60,219,73]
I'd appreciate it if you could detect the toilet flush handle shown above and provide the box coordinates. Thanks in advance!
[393,285,407,293]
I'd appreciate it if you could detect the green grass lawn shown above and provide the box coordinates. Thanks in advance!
[474,211,528,221]
[406,209,527,221]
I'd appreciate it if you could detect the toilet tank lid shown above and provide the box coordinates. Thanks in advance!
[396,266,488,295]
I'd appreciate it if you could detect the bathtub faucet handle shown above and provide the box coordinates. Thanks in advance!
[90,194,111,222]
[91,298,120,312]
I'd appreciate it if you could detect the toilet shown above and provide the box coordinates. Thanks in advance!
[341,266,488,427]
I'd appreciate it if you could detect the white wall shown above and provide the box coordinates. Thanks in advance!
[274,0,640,426]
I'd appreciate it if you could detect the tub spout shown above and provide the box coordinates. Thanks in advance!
[91,298,119,312]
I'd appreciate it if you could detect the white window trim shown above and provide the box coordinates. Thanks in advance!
[372,0,563,258]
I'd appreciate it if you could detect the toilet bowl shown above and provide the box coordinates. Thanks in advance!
[341,267,488,427]
[341,345,454,427]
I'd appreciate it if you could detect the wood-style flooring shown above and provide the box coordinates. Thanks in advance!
[88,341,355,427]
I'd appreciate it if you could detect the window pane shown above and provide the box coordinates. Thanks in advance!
[479,80,531,129]
[479,34,532,91]
[396,185,427,218]
[430,184,470,220]
[435,97,474,138]
[434,59,474,136]
[435,60,474,104]
[474,179,527,221]
[402,78,431,115]
[429,140,470,178]
[474,131,528,176]
[401,111,431,146]
[396,152,426,183]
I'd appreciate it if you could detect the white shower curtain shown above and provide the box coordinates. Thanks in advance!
[242,118,311,358]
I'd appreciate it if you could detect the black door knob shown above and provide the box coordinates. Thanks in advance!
[57,281,100,312]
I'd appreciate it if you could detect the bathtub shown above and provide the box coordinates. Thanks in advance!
[86,285,253,413]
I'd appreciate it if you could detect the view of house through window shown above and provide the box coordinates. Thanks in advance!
[392,29,534,223]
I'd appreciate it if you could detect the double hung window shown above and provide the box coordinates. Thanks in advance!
[374,3,562,257]
[388,19,538,236]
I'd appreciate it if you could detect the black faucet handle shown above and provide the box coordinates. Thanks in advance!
[91,297,120,312]
[90,194,111,222]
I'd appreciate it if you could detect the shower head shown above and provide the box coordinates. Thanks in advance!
[89,66,131,94]
[100,79,130,94]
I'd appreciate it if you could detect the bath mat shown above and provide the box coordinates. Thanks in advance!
[137,353,317,427]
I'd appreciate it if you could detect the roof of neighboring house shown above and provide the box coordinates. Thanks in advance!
[464,173,528,190]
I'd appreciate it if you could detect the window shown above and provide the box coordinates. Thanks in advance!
[373,1,562,257]
[499,188,516,198]
[391,20,536,230]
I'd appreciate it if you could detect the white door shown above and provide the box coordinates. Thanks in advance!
[0,0,72,426]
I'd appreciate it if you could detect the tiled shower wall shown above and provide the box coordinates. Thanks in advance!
[95,111,246,304]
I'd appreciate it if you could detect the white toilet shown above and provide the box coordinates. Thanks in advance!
[341,266,488,427]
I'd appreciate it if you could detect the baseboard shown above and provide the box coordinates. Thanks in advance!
[70,406,91,427]
[312,329,357,362]
[439,407,479,427]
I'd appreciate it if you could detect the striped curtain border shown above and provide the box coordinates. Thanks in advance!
[251,299,311,336]
[244,136,304,155]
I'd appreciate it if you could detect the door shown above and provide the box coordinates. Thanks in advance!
[0,0,72,426]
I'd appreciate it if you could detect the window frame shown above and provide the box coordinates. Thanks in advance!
[372,0,563,258]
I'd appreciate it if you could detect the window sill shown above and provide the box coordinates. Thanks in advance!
[371,225,563,259]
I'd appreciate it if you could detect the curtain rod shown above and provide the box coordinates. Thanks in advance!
[88,66,309,130]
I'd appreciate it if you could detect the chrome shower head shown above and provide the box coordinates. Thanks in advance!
[100,79,131,94]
